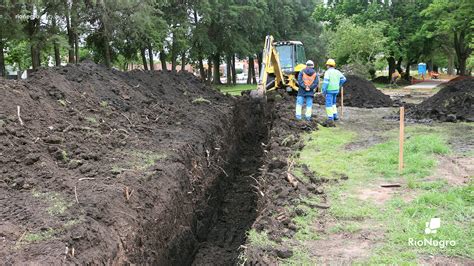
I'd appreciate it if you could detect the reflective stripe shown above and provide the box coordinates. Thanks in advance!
[302,72,317,87]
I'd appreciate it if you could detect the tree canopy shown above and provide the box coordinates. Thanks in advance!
[0,0,472,81]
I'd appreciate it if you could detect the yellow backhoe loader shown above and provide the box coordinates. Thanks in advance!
[250,35,307,99]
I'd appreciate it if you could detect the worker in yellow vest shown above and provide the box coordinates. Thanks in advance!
[321,59,346,127]
[296,60,319,121]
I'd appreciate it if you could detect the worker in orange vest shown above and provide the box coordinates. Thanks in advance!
[296,60,319,121]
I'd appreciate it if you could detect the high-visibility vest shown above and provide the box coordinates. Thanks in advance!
[302,72,316,87]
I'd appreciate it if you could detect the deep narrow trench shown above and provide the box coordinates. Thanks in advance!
[190,100,270,265]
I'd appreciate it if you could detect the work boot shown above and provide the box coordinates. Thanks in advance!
[321,119,336,128]
[333,114,339,121]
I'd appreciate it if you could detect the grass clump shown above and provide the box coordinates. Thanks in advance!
[215,84,255,96]
[85,116,98,125]
[32,190,72,216]
[247,229,276,248]
[23,228,56,243]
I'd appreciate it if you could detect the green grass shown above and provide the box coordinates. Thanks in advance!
[369,183,474,262]
[85,116,98,125]
[328,221,362,234]
[32,190,72,216]
[23,228,56,243]
[112,150,166,174]
[247,229,277,249]
[289,125,473,263]
[215,84,255,96]
[300,126,450,182]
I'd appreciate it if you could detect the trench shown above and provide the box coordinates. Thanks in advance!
[188,99,270,265]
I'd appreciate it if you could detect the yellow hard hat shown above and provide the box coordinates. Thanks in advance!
[326,58,336,67]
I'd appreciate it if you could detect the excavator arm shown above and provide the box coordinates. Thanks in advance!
[251,35,286,99]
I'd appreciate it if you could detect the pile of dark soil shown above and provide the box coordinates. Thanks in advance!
[406,78,474,122]
[445,76,473,85]
[372,76,389,84]
[0,62,267,264]
[316,75,394,108]
[372,75,411,86]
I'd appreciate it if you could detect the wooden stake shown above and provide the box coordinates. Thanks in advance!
[340,87,344,119]
[399,106,405,173]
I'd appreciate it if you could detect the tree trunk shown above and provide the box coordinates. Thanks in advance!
[387,56,395,82]
[198,56,205,81]
[181,52,186,71]
[0,41,5,77]
[141,48,148,70]
[247,56,253,84]
[72,0,80,64]
[171,36,177,71]
[50,16,61,66]
[403,62,411,81]
[148,43,154,70]
[212,53,221,85]
[31,44,41,70]
[226,54,232,84]
[160,50,167,71]
[453,30,471,76]
[100,4,111,68]
[74,33,79,64]
[247,56,257,84]
[447,52,454,75]
[103,28,111,68]
[231,54,236,85]
[66,11,75,63]
[257,51,262,78]
[396,56,403,74]
[207,56,212,83]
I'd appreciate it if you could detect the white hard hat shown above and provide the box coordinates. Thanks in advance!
[306,60,314,67]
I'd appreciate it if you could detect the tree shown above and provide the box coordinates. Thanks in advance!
[422,0,473,75]
[326,18,386,68]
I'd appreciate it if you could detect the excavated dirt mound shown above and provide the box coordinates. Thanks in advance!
[342,75,394,107]
[316,75,394,108]
[406,78,474,122]
[0,62,273,264]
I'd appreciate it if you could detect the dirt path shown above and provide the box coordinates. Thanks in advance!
[404,80,447,89]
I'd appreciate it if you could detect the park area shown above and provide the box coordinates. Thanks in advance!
[0,0,473,265]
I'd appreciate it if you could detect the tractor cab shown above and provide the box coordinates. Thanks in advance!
[274,41,307,74]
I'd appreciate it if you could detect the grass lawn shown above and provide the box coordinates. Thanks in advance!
[214,84,255,95]
[282,125,473,264]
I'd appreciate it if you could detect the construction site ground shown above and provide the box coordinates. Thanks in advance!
[1,65,472,264]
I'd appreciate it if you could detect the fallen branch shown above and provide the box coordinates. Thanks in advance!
[381,184,401,188]
[121,113,133,126]
[16,230,27,244]
[215,164,229,177]
[286,159,298,188]
[17,105,24,126]
[78,177,96,181]
[74,186,79,203]
[205,149,211,167]
[124,186,134,201]
[286,172,299,188]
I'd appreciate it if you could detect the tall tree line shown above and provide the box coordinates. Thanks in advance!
[1,0,471,82]
[0,0,324,84]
